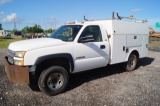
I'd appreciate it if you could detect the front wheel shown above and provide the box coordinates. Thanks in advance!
[123,54,138,71]
[38,66,69,96]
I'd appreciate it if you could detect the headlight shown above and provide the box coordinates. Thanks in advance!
[14,51,26,58]
[14,60,24,66]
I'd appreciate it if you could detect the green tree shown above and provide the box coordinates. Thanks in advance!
[0,23,3,30]
[22,24,43,33]
[32,24,43,33]
[22,26,31,33]
[45,28,55,33]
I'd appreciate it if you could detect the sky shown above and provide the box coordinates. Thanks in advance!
[0,0,160,32]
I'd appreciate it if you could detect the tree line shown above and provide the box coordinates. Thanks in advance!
[22,24,55,33]
[0,23,55,34]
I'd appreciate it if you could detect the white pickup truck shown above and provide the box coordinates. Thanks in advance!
[4,13,149,96]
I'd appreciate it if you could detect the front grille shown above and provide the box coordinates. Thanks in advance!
[7,49,14,64]
[7,49,15,57]
[8,56,14,64]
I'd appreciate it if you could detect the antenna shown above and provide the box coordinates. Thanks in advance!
[14,18,17,31]
[54,18,56,30]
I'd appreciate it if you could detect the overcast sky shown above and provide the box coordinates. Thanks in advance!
[0,0,160,32]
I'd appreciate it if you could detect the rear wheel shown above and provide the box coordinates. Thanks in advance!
[124,54,138,71]
[38,66,69,96]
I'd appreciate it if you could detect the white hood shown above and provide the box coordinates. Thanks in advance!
[8,38,67,51]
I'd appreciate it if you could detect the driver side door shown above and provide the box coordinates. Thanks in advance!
[73,25,109,72]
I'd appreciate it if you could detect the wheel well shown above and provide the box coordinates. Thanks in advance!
[35,58,70,80]
[131,50,139,59]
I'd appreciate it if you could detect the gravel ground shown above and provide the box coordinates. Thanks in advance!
[0,49,160,106]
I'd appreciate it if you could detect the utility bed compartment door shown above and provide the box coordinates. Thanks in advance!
[110,34,126,64]
[141,35,149,57]
[126,35,143,47]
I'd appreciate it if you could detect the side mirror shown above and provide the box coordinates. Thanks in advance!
[78,35,94,43]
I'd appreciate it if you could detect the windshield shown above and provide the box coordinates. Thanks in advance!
[50,25,82,41]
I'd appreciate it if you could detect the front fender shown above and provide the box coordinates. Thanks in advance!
[35,53,74,72]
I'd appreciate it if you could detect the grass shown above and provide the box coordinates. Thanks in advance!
[149,41,160,48]
[0,36,23,49]
[149,37,160,48]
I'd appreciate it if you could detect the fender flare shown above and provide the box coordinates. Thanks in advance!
[125,49,139,61]
[34,53,74,72]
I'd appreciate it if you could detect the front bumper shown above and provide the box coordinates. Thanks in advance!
[4,56,30,84]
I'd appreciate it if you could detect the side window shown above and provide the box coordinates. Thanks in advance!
[79,25,102,42]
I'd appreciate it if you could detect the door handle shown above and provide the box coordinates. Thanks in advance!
[100,45,105,49]
[123,46,125,51]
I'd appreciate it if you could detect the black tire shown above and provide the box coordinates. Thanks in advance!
[123,53,138,71]
[38,66,69,96]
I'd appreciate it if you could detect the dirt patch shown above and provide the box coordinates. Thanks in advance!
[0,49,160,106]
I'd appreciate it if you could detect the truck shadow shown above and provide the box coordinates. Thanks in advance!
[137,57,155,68]
[67,57,154,92]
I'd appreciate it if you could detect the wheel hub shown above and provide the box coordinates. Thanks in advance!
[47,73,64,90]
[128,56,135,68]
